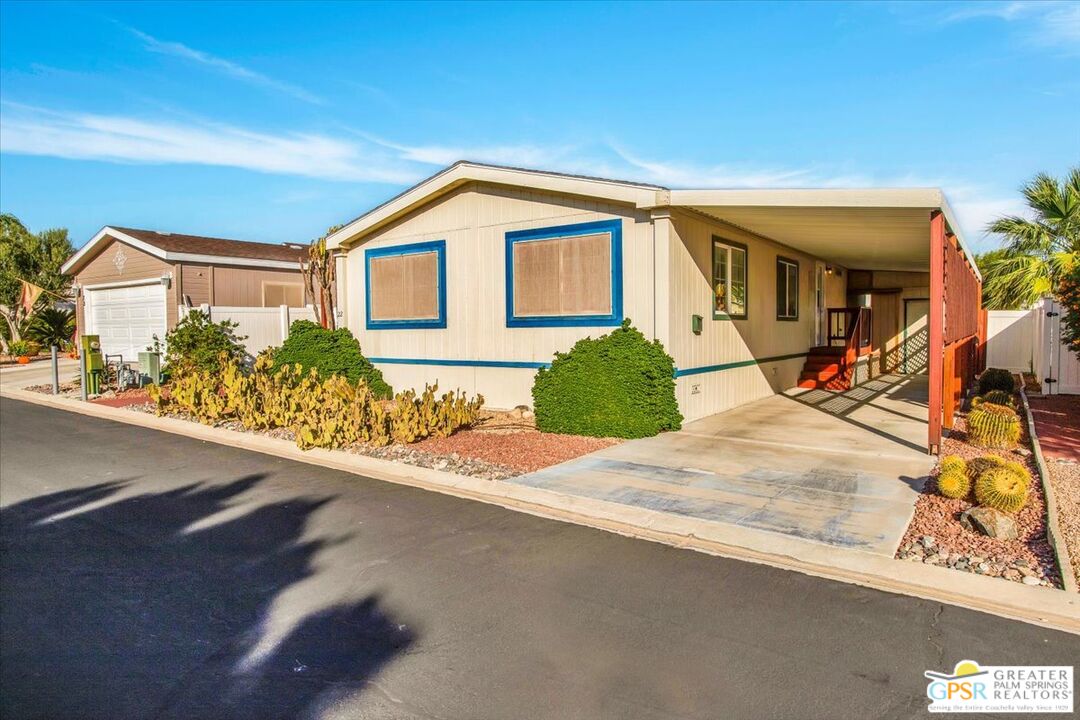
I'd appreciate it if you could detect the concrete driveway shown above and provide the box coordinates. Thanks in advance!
[512,374,934,556]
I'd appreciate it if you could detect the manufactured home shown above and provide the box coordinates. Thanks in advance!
[327,162,984,453]
[62,227,308,362]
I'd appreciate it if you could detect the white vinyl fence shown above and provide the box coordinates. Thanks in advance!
[986,298,1079,394]
[180,304,318,356]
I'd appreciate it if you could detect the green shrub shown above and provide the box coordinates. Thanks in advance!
[271,320,392,399]
[157,310,247,376]
[978,368,1016,395]
[23,307,75,348]
[8,339,31,356]
[532,319,682,438]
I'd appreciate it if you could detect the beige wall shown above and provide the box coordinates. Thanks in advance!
[74,237,176,336]
[664,210,846,420]
[210,266,306,307]
[343,182,653,408]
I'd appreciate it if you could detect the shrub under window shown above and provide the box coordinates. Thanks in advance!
[531,319,682,438]
[271,320,392,398]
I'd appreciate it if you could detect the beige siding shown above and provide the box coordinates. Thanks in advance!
[74,238,174,336]
[211,266,306,307]
[344,183,653,408]
[180,263,211,306]
[666,210,844,421]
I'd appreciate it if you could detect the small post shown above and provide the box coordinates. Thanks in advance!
[51,345,59,394]
[79,347,88,402]
[280,304,290,342]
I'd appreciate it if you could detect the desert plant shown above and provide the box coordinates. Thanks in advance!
[158,310,247,376]
[271,320,391,398]
[972,389,1015,409]
[977,368,1017,395]
[937,468,971,500]
[532,319,682,439]
[974,466,1029,513]
[23,307,75,348]
[940,455,967,475]
[8,339,31,357]
[149,353,479,451]
[967,402,1021,449]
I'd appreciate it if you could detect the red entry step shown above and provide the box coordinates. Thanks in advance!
[798,346,853,391]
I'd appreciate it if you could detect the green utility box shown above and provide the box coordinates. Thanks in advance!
[80,334,104,394]
[138,351,161,386]
[691,314,703,335]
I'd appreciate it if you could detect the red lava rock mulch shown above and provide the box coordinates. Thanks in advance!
[1028,395,1080,462]
[897,406,1062,589]
[91,389,152,408]
[415,428,617,474]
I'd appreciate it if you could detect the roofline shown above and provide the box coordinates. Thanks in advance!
[667,187,979,280]
[61,226,304,275]
[325,161,980,280]
[324,161,668,250]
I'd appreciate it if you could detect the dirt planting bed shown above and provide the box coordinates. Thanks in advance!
[897,406,1062,589]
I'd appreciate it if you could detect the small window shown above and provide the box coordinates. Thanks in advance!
[262,282,304,307]
[365,240,446,329]
[777,256,799,321]
[506,219,622,327]
[712,237,747,319]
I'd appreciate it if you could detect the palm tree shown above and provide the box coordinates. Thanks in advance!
[24,307,76,349]
[980,168,1079,310]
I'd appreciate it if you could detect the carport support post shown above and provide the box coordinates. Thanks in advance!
[928,210,945,454]
[50,345,59,394]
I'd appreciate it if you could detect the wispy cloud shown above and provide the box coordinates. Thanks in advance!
[128,27,325,104]
[0,101,1018,246]
[0,103,414,183]
[939,1,1080,53]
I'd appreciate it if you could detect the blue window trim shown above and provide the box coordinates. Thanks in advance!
[365,240,447,330]
[504,219,623,328]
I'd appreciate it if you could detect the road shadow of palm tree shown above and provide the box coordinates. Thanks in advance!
[0,475,414,720]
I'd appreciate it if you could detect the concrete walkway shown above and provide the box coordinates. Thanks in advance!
[512,375,934,556]
[0,357,79,391]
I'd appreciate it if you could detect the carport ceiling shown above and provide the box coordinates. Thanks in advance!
[670,188,960,273]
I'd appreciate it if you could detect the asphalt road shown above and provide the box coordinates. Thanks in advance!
[1,398,1076,720]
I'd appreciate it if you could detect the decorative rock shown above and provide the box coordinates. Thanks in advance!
[920,535,936,550]
[1017,565,1037,578]
[1014,558,1030,568]
[954,558,969,571]
[958,506,1019,540]
[1022,576,1041,586]
[976,562,990,574]
[1003,568,1022,581]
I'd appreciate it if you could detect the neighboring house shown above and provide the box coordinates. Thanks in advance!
[323,162,983,453]
[62,227,308,360]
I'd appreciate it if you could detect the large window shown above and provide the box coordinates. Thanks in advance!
[776,256,799,321]
[365,240,446,329]
[505,219,622,327]
[262,282,304,307]
[712,237,747,319]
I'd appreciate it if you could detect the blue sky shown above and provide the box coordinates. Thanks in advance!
[1,0,1077,252]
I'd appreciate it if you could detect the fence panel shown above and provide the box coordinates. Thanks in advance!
[1040,298,1080,395]
[985,310,1036,372]
[179,304,318,356]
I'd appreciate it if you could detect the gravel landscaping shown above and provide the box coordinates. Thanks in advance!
[1045,458,1080,588]
[897,399,1062,589]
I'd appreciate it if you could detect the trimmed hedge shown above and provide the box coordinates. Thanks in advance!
[977,367,1016,395]
[532,319,682,438]
[271,320,392,398]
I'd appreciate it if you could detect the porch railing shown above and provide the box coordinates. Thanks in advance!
[827,307,872,361]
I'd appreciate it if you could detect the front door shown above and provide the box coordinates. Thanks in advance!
[902,299,930,374]
[814,262,827,346]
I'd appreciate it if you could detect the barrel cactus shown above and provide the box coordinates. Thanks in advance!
[972,390,1014,409]
[937,468,971,500]
[940,455,967,475]
[967,402,1021,449]
[974,466,1029,513]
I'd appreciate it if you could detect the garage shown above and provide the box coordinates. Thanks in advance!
[84,282,167,362]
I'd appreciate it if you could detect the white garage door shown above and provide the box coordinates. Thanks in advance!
[86,283,168,362]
